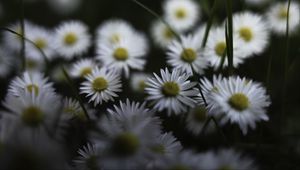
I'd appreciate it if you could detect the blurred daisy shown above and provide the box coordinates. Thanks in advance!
[151,20,177,49]
[245,0,269,6]
[92,99,161,170]
[73,143,102,170]
[166,34,208,75]
[80,67,122,106]
[54,21,91,59]
[163,0,200,32]
[97,33,149,77]
[203,27,245,70]
[0,47,14,78]
[209,76,271,134]
[47,0,82,15]
[266,1,300,35]
[62,98,87,121]
[185,105,215,135]
[130,72,150,93]
[26,25,56,60]
[96,19,135,46]
[70,58,98,79]
[9,71,55,97]
[25,53,46,72]
[233,12,270,58]
[145,68,200,115]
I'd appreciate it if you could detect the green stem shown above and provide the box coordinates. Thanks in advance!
[20,0,26,71]
[201,0,218,48]
[225,0,234,75]
[62,67,90,121]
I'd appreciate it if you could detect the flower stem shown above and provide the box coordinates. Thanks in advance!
[20,0,26,71]
[225,0,234,75]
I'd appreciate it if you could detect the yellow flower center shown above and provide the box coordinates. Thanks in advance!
[138,80,147,91]
[181,48,197,63]
[193,106,207,122]
[215,41,227,57]
[26,60,38,69]
[150,144,165,154]
[92,77,108,92]
[162,82,180,97]
[164,27,174,39]
[239,27,253,42]
[175,8,187,19]
[228,93,250,111]
[278,7,288,19]
[112,132,140,156]
[64,32,78,46]
[26,84,39,95]
[22,106,44,127]
[34,38,47,49]
[80,67,92,77]
[113,48,128,61]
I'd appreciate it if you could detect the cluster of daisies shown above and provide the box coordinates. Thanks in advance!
[0,0,299,169]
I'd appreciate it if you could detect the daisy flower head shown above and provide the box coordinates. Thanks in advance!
[266,1,300,35]
[185,105,215,135]
[73,143,102,170]
[163,0,200,32]
[0,46,14,78]
[97,33,149,78]
[145,68,200,115]
[62,98,87,121]
[80,67,122,106]
[203,27,245,70]
[25,53,46,72]
[8,71,55,97]
[92,100,161,170]
[26,25,56,60]
[96,19,135,46]
[130,72,150,93]
[209,76,271,134]
[166,34,208,75]
[151,20,177,49]
[70,58,99,79]
[54,21,91,59]
[233,12,270,58]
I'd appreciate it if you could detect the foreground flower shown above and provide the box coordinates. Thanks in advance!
[266,1,300,35]
[163,0,200,32]
[80,67,122,106]
[166,35,208,75]
[97,33,148,77]
[208,76,271,134]
[233,12,270,58]
[145,68,200,115]
[54,21,91,59]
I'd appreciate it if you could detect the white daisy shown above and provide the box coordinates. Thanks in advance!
[208,76,271,134]
[70,58,99,79]
[185,105,215,135]
[266,1,300,35]
[130,72,150,93]
[233,12,270,58]
[62,98,87,121]
[96,19,135,46]
[25,53,46,72]
[151,20,177,49]
[163,0,200,32]
[73,143,102,170]
[91,99,161,170]
[145,68,200,115]
[203,27,245,70]
[0,46,14,78]
[97,33,149,77]
[8,71,55,97]
[80,67,122,106]
[26,25,56,60]
[54,21,91,59]
[47,0,82,15]
[166,34,208,75]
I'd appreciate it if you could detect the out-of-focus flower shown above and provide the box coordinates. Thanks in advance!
[130,72,150,93]
[47,0,82,16]
[70,58,99,79]
[151,20,177,49]
[0,47,14,78]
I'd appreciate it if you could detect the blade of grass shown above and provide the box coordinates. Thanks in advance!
[225,0,234,75]
[20,0,26,71]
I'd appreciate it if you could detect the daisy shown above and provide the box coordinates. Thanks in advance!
[62,98,87,121]
[69,58,99,79]
[25,53,46,72]
[26,25,56,60]
[73,143,102,170]
[46,0,82,15]
[8,71,55,97]
[266,1,300,35]
[233,12,270,58]
[96,19,135,46]
[80,67,122,106]
[209,76,271,134]
[166,34,208,75]
[245,0,269,6]
[163,0,200,32]
[0,46,14,78]
[185,105,215,135]
[145,68,200,115]
[54,21,91,59]
[203,27,245,70]
[130,72,150,93]
[97,33,149,77]
[91,99,161,170]
[151,20,177,49]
